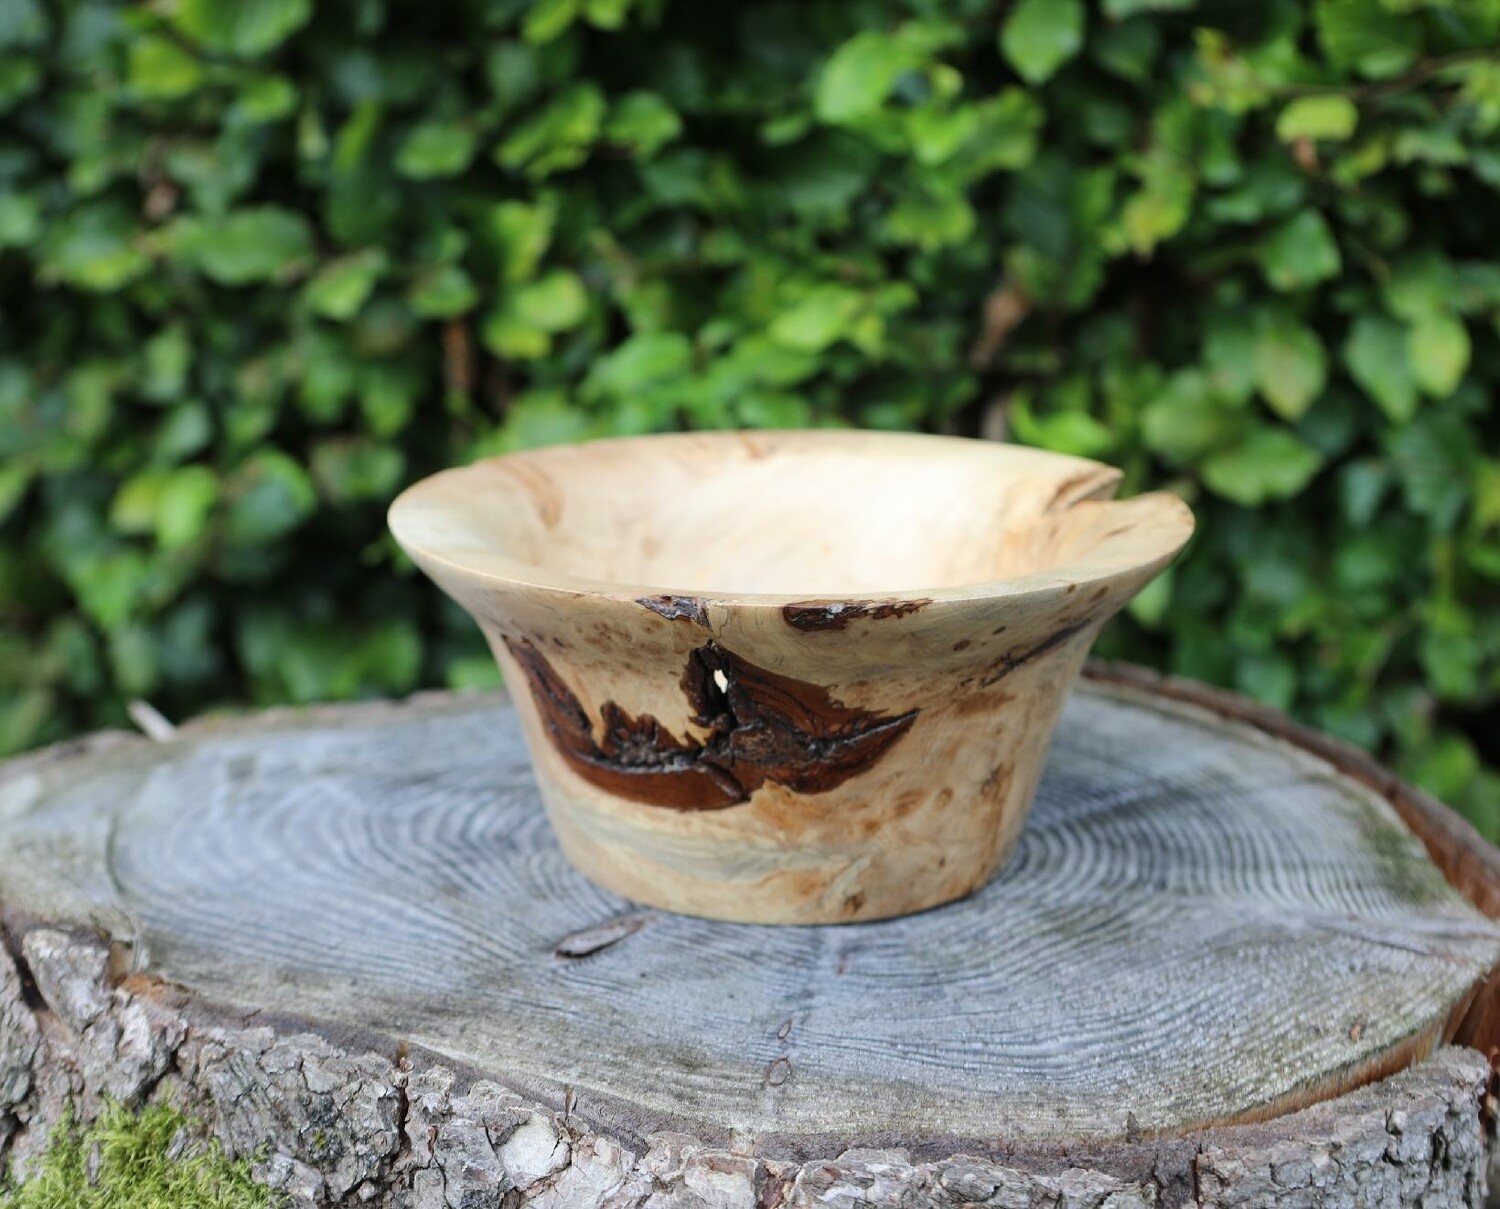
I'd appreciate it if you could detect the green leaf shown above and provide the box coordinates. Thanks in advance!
[111,471,167,536]
[605,91,682,157]
[1404,733,1481,803]
[905,105,979,166]
[0,688,52,758]
[1236,653,1298,713]
[155,465,219,548]
[128,35,204,99]
[814,31,915,124]
[356,620,423,694]
[1275,96,1358,143]
[1389,411,1475,527]
[40,206,148,293]
[481,270,589,358]
[484,42,543,112]
[0,461,30,525]
[495,83,605,177]
[1001,0,1085,86]
[224,451,316,545]
[1258,210,1341,292]
[359,362,419,436]
[1407,313,1470,399]
[1203,317,1256,404]
[396,121,478,180]
[409,264,479,318]
[1381,252,1454,323]
[0,55,39,113]
[735,391,811,428]
[489,389,596,451]
[522,0,580,43]
[142,324,192,404]
[310,438,404,503]
[1344,314,1417,423]
[1117,155,1194,256]
[768,285,865,352]
[1420,623,1482,701]
[0,0,47,48]
[167,208,315,285]
[1092,19,1160,84]
[585,0,633,29]
[770,134,879,217]
[1393,124,1467,167]
[1126,564,1173,628]
[1202,428,1324,505]
[0,192,39,247]
[1142,371,1245,463]
[1339,459,1391,526]
[447,655,503,692]
[67,551,154,631]
[170,0,312,57]
[232,75,297,124]
[883,184,975,250]
[489,200,555,283]
[1252,318,1327,420]
[1102,0,1194,16]
[154,403,213,465]
[966,89,1043,172]
[1313,0,1420,79]
[584,332,693,397]
[1013,405,1115,458]
[514,270,588,329]
[304,249,386,321]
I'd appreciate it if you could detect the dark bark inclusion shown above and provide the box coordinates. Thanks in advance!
[635,595,710,626]
[504,638,918,810]
[780,599,931,631]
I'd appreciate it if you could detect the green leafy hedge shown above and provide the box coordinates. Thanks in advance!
[2,0,1498,831]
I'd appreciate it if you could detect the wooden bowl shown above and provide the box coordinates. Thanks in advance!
[388,430,1193,924]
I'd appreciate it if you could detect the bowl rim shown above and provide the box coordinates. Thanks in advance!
[387,429,1196,608]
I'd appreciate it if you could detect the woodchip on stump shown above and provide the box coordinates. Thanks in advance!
[2,666,1499,1207]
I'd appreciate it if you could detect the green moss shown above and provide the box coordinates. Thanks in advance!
[0,1102,278,1209]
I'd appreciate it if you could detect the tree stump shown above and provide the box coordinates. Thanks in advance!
[2,665,1499,1208]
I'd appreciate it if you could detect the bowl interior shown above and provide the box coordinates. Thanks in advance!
[390,431,1189,598]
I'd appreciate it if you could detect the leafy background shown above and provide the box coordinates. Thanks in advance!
[2,0,1498,833]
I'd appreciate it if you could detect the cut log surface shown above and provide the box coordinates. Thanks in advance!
[3,670,1500,1207]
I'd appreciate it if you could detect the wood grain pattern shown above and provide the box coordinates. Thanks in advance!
[388,431,1195,922]
[1,930,1491,1207]
[0,679,1496,1161]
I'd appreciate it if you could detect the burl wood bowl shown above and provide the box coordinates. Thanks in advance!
[388,430,1193,924]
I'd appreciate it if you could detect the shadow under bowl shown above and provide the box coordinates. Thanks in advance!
[388,429,1194,924]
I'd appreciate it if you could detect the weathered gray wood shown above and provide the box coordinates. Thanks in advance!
[1,928,1493,1208]
[2,676,1500,1207]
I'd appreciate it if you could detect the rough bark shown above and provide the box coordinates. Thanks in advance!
[1,927,1493,1207]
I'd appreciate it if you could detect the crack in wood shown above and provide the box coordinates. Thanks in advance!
[779,599,930,632]
[972,621,1090,689]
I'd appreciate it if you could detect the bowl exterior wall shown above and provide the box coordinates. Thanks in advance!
[497,622,1091,923]
[388,433,1194,924]
[418,558,1125,923]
